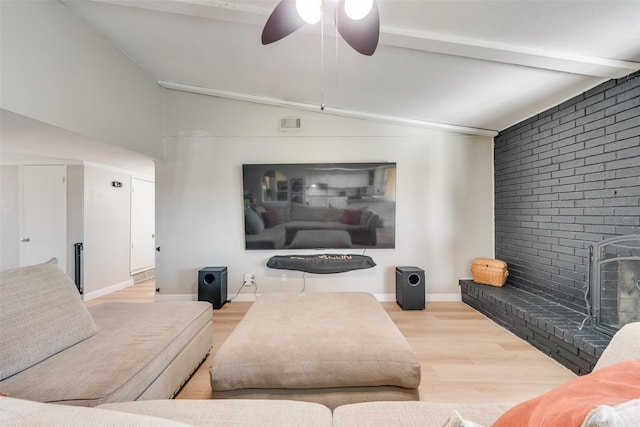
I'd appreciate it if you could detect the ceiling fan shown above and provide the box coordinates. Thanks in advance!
[261,0,380,56]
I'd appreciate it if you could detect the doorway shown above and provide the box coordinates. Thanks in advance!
[20,165,67,269]
[130,178,155,275]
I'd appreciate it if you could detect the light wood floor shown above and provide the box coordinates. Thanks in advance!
[86,280,576,404]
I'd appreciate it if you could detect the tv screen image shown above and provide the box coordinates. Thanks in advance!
[242,163,396,250]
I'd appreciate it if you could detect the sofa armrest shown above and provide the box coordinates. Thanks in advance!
[0,397,193,427]
[594,322,640,371]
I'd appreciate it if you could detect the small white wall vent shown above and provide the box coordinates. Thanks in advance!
[279,117,302,131]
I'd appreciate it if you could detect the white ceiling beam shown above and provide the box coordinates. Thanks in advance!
[158,80,499,137]
[380,27,640,79]
[83,0,269,26]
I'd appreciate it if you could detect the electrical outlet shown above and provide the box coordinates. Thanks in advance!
[281,273,287,282]
[244,273,254,283]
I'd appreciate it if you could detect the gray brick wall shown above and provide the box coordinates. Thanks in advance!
[494,71,640,312]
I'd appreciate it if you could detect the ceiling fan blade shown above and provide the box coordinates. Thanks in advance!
[262,0,305,45]
[335,0,380,56]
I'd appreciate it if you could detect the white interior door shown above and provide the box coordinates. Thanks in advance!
[20,165,67,269]
[130,178,155,274]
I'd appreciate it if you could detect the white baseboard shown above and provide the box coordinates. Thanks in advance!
[373,293,397,302]
[374,293,462,302]
[154,294,197,302]
[83,279,134,301]
[230,294,260,302]
[154,292,461,303]
[155,293,258,303]
[428,293,463,302]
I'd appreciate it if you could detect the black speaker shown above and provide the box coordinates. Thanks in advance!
[198,267,227,309]
[396,266,425,310]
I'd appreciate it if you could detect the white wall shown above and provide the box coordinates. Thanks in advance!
[0,0,164,161]
[82,164,133,298]
[157,91,495,300]
[0,166,20,271]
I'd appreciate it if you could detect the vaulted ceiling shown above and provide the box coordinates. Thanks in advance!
[62,0,640,135]
[2,1,640,174]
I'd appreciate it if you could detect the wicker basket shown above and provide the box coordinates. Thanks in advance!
[471,258,508,287]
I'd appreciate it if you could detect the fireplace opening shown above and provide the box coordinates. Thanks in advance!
[589,235,640,336]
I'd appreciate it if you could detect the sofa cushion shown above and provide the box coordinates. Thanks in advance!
[326,205,344,222]
[244,207,264,234]
[581,399,640,427]
[491,359,640,427]
[0,259,98,380]
[332,401,514,427]
[100,399,333,427]
[342,209,362,225]
[441,411,486,427]
[260,203,290,223]
[290,203,328,221]
[251,205,267,215]
[261,209,280,228]
[593,322,640,370]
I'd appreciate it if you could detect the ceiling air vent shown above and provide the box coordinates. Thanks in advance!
[279,117,301,132]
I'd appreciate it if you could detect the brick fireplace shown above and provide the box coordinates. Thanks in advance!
[463,72,640,375]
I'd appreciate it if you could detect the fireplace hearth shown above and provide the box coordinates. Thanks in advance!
[460,235,640,375]
[460,280,611,374]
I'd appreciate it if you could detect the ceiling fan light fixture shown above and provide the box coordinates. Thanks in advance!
[296,0,322,24]
[262,0,379,55]
[344,0,373,20]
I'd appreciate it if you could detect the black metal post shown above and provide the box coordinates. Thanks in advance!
[74,242,83,294]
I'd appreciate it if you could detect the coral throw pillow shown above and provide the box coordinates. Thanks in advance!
[342,209,362,225]
[492,359,640,427]
[261,210,280,228]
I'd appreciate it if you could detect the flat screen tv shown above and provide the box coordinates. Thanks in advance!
[242,163,396,250]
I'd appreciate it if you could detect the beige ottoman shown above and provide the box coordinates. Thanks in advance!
[209,292,420,409]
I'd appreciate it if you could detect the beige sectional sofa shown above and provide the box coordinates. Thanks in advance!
[0,259,213,406]
[2,321,639,426]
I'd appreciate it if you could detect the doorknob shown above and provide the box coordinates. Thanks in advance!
[21,237,31,242]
